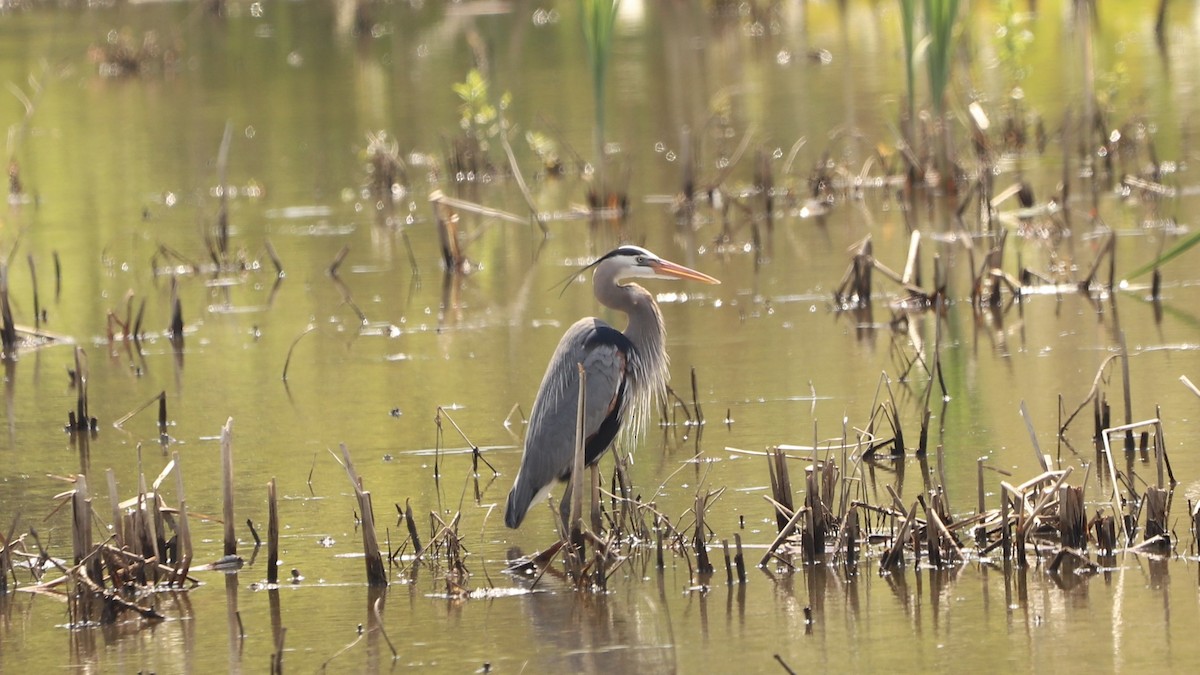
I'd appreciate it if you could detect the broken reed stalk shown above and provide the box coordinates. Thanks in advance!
[880,500,919,571]
[759,503,807,568]
[69,346,91,431]
[920,496,941,568]
[281,325,316,382]
[766,448,794,533]
[267,478,279,585]
[169,276,184,340]
[734,532,746,583]
[901,230,921,286]
[722,539,732,585]
[112,391,166,430]
[1153,415,1177,488]
[403,498,423,555]
[1193,502,1200,557]
[568,363,588,555]
[1118,330,1135,452]
[27,254,39,330]
[107,469,123,548]
[690,366,703,423]
[264,239,284,277]
[693,491,713,575]
[373,595,399,660]
[271,626,288,674]
[430,191,466,271]
[833,235,874,308]
[339,444,388,586]
[327,244,351,277]
[802,468,825,563]
[0,518,14,594]
[844,505,860,568]
[1058,485,1087,550]
[173,451,193,584]
[220,417,237,557]
[132,298,146,348]
[216,120,234,258]
[589,465,603,536]
[53,250,61,300]
[1018,401,1050,472]
[433,406,497,476]
[0,264,16,355]
[72,475,99,582]
[1143,487,1169,547]
[1094,514,1116,556]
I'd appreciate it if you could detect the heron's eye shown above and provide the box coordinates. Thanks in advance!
[636,256,646,264]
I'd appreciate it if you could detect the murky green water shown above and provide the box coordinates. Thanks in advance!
[3,0,1200,671]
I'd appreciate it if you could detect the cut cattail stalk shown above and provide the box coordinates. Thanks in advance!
[1094,514,1116,556]
[221,417,237,557]
[734,532,746,583]
[72,475,94,576]
[802,469,825,563]
[169,276,184,340]
[845,506,860,568]
[1058,485,1086,550]
[976,457,986,515]
[0,265,16,355]
[67,347,92,431]
[694,491,713,575]
[27,254,39,330]
[1143,487,1169,548]
[267,478,279,585]
[53,250,62,300]
[722,539,732,585]
[338,444,388,586]
[403,498,423,555]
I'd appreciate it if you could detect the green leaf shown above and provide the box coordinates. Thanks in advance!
[1124,229,1200,281]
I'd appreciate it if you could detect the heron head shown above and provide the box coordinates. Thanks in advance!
[598,246,721,285]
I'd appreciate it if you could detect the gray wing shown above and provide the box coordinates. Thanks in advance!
[504,317,629,528]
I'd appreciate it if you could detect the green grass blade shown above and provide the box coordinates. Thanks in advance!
[900,0,917,123]
[1124,229,1200,281]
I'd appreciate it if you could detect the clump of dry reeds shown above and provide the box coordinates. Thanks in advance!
[87,29,179,78]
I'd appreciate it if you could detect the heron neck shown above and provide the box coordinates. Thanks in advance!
[595,276,668,395]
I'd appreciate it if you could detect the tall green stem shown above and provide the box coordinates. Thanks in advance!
[899,0,917,128]
[581,0,619,198]
[923,0,960,117]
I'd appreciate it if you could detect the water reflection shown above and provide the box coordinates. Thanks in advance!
[5,0,1200,672]
[516,581,677,672]
[225,572,243,672]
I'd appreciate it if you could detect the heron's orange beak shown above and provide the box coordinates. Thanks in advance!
[649,258,721,285]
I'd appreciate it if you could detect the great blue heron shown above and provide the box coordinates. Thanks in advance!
[504,245,720,529]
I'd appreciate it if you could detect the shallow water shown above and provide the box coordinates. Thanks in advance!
[3,0,1200,672]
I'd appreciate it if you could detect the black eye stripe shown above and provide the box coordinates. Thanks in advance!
[608,245,652,259]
